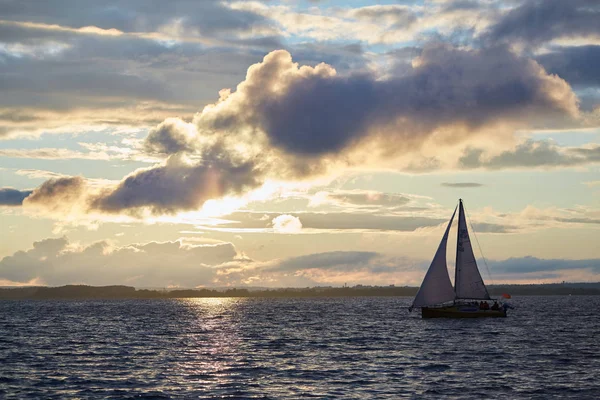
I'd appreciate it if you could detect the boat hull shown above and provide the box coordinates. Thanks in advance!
[422,305,506,319]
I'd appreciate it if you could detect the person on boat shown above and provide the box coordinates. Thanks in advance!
[482,301,489,310]
[491,301,499,311]
[479,301,484,310]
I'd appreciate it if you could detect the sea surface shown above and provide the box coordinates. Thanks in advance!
[1,296,599,399]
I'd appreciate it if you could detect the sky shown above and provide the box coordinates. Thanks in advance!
[0,0,599,288]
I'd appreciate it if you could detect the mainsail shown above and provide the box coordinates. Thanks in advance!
[410,206,457,308]
[454,200,491,300]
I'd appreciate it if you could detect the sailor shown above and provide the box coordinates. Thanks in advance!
[482,301,489,310]
[491,301,500,311]
[479,301,485,310]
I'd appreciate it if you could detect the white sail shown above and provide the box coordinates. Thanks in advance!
[411,206,457,308]
[454,200,491,300]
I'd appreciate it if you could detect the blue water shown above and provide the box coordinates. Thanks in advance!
[1,296,599,399]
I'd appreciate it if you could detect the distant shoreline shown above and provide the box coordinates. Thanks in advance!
[1,283,599,299]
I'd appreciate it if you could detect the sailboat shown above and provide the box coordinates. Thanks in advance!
[409,199,507,318]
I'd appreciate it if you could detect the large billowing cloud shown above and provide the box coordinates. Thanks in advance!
[197,46,577,157]
[93,152,261,214]
[10,46,582,217]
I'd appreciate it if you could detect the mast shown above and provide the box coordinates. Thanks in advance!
[454,199,463,293]
[454,199,491,300]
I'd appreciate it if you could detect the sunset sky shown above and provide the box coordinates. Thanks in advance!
[1,0,599,288]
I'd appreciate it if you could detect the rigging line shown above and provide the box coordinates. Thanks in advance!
[464,201,495,287]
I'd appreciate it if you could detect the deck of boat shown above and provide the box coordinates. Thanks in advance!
[422,305,506,318]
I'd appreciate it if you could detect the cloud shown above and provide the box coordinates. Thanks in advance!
[469,222,516,234]
[216,251,428,287]
[441,182,484,188]
[271,214,303,234]
[15,169,69,180]
[518,205,600,226]
[144,118,198,155]
[272,251,379,272]
[197,46,577,158]
[537,45,600,87]
[0,104,195,139]
[488,256,600,275]
[0,237,237,287]
[459,140,600,169]
[14,46,583,218]
[484,0,600,47]
[0,237,419,287]
[309,190,412,209]
[348,5,417,30]
[0,188,33,206]
[0,19,267,138]
[0,148,111,160]
[3,237,598,287]
[23,176,89,213]
[92,152,262,214]
[216,211,448,232]
[0,1,275,40]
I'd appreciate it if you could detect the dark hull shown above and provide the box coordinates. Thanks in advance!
[422,305,506,319]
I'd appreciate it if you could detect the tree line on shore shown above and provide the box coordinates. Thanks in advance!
[1,283,599,299]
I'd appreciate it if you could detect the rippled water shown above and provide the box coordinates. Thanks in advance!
[1,296,599,399]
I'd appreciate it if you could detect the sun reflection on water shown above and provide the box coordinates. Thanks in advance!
[174,298,247,388]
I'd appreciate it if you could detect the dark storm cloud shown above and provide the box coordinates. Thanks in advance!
[206,46,576,157]
[537,46,600,87]
[93,153,262,214]
[441,182,484,188]
[484,0,600,46]
[459,140,600,169]
[0,188,33,206]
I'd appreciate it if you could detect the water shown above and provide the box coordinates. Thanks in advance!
[1,296,599,399]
